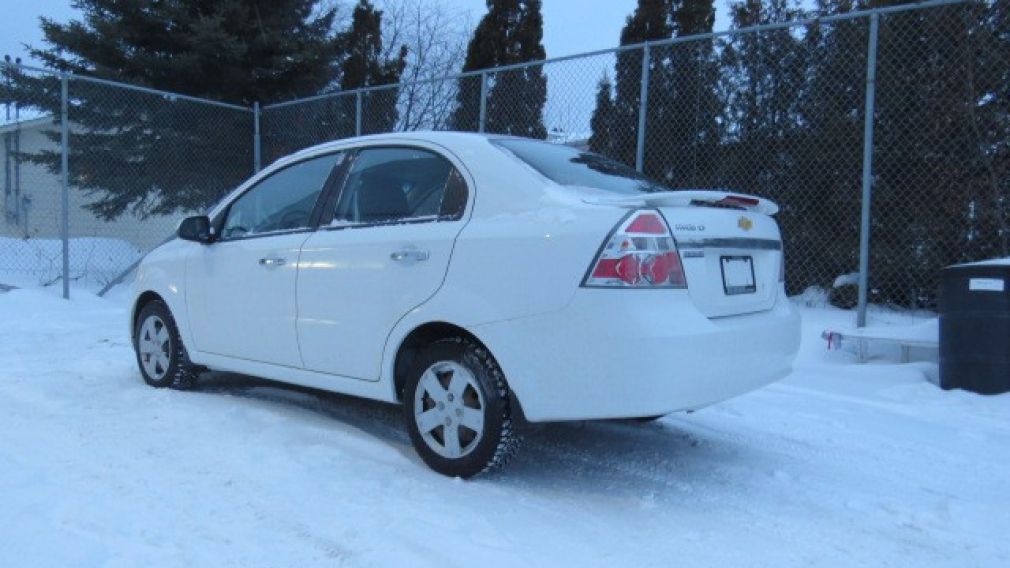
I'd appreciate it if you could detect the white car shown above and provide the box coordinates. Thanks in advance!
[130,132,800,477]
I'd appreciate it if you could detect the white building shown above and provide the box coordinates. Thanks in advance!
[1,116,183,288]
[1,116,180,252]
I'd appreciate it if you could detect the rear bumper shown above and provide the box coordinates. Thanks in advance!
[473,286,800,422]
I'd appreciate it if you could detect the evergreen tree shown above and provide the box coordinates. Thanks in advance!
[1,0,342,219]
[978,0,1010,257]
[591,0,674,166]
[791,0,1008,306]
[589,0,720,180]
[776,0,869,297]
[588,74,616,156]
[866,0,1007,305]
[720,0,806,145]
[719,0,812,294]
[650,0,720,185]
[32,0,340,104]
[338,0,408,134]
[451,0,547,138]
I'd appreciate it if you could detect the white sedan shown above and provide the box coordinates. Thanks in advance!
[130,132,800,477]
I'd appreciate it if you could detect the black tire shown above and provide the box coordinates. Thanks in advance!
[402,337,520,478]
[133,300,199,390]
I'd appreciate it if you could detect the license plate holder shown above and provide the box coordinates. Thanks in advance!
[721,255,756,295]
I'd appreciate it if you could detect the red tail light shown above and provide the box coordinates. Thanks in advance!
[583,210,687,288]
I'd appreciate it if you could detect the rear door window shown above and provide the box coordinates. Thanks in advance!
[331,147,466,226]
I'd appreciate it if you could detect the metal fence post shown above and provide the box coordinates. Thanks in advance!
[60,73,70,300]
[635,44,651,173]
[856,12,880,328]
[355,91,362,137]
[253,101,261,173]
[478,71,488,133]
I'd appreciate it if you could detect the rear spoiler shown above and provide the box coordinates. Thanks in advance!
[582,190,779,216]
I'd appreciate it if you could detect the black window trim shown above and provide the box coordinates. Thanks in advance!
[211,150,349,243]
[319,144,469,233]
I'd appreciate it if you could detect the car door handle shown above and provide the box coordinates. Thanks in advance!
[390,248,429,262]
[258,257,287,268]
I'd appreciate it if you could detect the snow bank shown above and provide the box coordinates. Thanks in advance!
[952,257,1010,267]
[0,289,1007,566]
[840,318,939,344]
[0,236,143,291]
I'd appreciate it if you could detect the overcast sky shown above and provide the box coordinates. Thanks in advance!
[1,0,735,68]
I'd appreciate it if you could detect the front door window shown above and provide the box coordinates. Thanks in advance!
[222,153,342,239]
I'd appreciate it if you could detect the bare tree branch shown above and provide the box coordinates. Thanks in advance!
[375,0,472,130]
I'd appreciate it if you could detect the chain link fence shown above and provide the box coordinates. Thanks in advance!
[871,1,1008,309]
[0,66,64,288]
[2,0,1006,323]
[0,66,253,293]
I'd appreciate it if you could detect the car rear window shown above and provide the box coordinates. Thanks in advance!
[492,138,671,195]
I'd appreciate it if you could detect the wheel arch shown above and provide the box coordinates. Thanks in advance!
[389,321,526,422]
[131,291,166,344]
[392,321,482,400]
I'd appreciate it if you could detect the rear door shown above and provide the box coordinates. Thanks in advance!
[663,207,783,318]
[185,152,344,367]
[296,145,469,380]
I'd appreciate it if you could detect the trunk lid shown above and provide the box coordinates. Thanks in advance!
[665,206,781,318]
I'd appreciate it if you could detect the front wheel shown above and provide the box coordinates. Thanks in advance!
[134,300,199,390]
[403,338,520,478]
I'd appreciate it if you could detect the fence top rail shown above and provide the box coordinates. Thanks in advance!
[262,0,966,111]
[1,60,253,113]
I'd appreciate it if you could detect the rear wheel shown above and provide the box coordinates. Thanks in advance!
[403,337,520,478]
[134,300,199,390]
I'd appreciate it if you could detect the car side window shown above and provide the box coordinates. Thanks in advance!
[221,153,342,239]
[331,147,465,226]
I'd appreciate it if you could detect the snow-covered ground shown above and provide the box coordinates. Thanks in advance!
[1,286,1007,567]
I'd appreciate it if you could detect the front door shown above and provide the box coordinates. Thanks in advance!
[297,145,469,380]
[185,152,343,367]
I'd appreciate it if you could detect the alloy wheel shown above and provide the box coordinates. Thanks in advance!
[138,314,172,381]
[413,360,486,459]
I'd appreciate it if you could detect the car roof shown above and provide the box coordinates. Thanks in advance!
[274,131,523,168]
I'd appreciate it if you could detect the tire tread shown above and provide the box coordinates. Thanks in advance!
[135,299,199,391]
[405,336,522,477]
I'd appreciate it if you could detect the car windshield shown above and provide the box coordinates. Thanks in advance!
[492,138,671,194]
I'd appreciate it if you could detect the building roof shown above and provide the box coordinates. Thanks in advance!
[0,115,54,134]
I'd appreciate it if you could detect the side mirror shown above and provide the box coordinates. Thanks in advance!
[177,215,213,244]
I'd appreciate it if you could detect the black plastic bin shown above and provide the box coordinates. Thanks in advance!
[939,260,1010,394]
